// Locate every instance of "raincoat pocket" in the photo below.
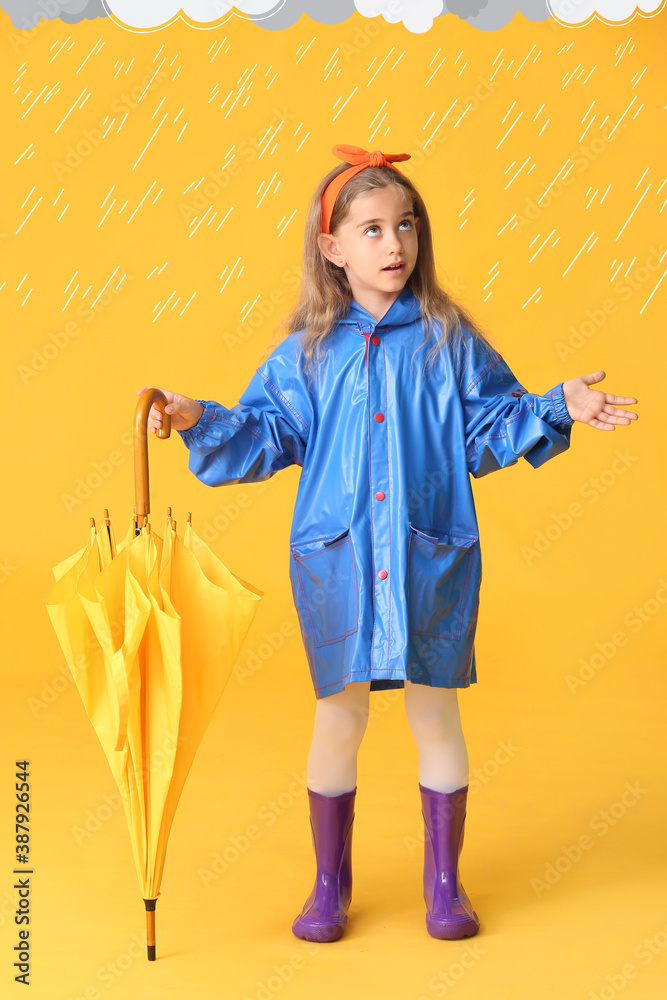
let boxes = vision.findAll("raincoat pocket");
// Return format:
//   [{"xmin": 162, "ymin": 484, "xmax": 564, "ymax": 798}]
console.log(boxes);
[
  {"xmin": 290, "ymin": 528, "xmax": 358, "ymax": 646},
  {"xmin": 407, "ymin": 524, "xmax": 481, "ymax": 641}
]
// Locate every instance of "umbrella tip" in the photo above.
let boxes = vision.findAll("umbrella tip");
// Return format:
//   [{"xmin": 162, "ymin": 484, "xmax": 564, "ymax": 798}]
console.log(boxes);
[
  {"xmin": 90, "ymin": 517, "xmax": 96, "ymax": 528},
  {"xmin": 166, "ymin": 506, "xmax": 172, "ymax": 517},
  {"xmin": 187, "ymin": 512, "xmax": 192, "ymax": 525}
]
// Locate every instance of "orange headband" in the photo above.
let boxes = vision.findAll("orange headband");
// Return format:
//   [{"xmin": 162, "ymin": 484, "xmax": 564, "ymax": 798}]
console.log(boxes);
[{"xmin": 320, "ymin": 144, "xmax": 411, "ymax": 236}]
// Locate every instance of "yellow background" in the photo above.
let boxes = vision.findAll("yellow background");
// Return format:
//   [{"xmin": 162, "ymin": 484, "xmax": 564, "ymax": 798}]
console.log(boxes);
[{"xmin": 1, "ymin": 7, "xmax": 665, "ymax": 999}]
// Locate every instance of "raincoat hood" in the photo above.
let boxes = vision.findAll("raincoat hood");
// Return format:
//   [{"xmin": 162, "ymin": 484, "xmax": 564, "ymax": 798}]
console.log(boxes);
[{"xmin": 339, "ymin": 284, "xmax": 422, "ymax": 331}]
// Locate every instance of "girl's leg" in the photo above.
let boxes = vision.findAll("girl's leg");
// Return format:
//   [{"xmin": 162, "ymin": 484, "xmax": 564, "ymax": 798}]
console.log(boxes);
[
  {"xmin": 404, "ymin": 679, "xmax": 469, "ymax": 793},
  {"xmin": 404, "ymin": 680, "xmax": 479, "ymax": 938},
  {"xmin": 293, "ymin": 681, "xmax": 370, "ymax": 942},
  {"xmin": 306, "ymin": 680, "xmax": 371, "ymax": 796}
]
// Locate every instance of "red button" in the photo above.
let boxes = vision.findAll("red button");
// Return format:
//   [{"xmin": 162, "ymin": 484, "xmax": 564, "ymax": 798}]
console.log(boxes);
[
  {"xmin": 378, "ymin": 570, "xmax": 388, "ymax": 579},
  {"xmin": 371, "ymin": 335, "xmax": 380, "ymax": 346},
  {"xmin": 375, "ymin": 491, "xmax": 385, "ymax": 501},
  {"xmin": 374, "ymin": 413, "xmax": 384, "ymax": 422}
]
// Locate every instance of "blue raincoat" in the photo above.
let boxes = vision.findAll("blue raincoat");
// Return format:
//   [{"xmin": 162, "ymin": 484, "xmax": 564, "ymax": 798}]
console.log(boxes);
[{"xmin": 178, "ymin": 285, "xmax": 574, "ymax": 699}]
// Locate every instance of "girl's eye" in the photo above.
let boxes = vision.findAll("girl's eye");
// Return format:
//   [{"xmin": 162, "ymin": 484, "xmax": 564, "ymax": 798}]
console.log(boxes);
[{"xmin": 365, "ymin": 220, "xmax": 412, "ymax": 236}]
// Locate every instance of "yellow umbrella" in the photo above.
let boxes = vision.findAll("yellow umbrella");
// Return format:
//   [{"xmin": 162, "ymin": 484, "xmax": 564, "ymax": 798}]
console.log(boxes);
[{"xmin": 45, "ymin": 389, "xmax": 263, "ymax": 960}]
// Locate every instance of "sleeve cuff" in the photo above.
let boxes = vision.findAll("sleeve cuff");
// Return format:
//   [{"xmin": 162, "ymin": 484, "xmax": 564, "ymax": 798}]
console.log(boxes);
[
  {"xmin": 547, "ymin": 383, "xmax": 574, "ymax": 427},
  {"xmin": 177, "ymin": 399, "xmax": 215, "ymax": 447}
]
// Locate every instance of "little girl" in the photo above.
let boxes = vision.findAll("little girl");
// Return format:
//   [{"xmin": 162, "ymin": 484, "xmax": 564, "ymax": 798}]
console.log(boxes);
[{"xmin": 138, "ymin": 143, "xmax": 637, "ymax": 944}]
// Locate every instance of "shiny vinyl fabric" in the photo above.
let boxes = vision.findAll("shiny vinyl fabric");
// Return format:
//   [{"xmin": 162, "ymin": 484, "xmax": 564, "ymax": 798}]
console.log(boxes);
[{"xmin": 178, "ymin": 285, "xmax": 574, "ymax": 699}]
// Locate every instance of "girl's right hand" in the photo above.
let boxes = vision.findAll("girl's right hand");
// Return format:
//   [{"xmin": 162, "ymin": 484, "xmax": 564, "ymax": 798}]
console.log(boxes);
[{"xmin": 136, "ymin": 386, "xmax": 205, "ymax": 434}]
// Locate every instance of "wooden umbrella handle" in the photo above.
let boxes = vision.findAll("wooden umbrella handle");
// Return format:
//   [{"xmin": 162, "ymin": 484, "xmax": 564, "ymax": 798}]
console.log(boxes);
[
  {"xmin": 143, "ymin": 897, "xmax": 158, "ymax": 961},
  {"xmin": 134, "ymin": 389, "xmax": 171, "ymax": 519}
]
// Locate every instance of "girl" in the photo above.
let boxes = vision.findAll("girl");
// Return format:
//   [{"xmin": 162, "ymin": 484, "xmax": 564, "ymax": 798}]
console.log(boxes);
[{"xmin": 138, "ymin": 143, "xmax": 638, "ymax": 944}]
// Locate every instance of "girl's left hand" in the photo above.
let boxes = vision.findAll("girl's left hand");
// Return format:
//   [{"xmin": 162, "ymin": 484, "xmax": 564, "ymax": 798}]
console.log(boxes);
[{"xmin": 562, "ymin": 371, "xmax": 638, "ymax": 430}]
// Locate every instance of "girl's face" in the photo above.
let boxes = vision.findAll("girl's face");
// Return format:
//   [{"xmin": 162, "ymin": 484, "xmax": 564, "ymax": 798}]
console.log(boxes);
[{"xmin": 318, "ymin": 184, "xmax": 421, "ymax": 314}]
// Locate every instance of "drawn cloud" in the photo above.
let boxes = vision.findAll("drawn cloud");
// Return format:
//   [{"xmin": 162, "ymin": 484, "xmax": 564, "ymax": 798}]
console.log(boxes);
[
  {"xmin": 194, "ymin": 0, "xmax": 551, "ymax": 31},
  {"xmin": 440, "ymin": 0, "xmax": 552, "ymax": 30},
  {"xmin": 353, "ymin": 0, "xmax": 444, "ymax": 35},
  {"xmin": 2, "ymin": 0, "xmax": 106, "ymax": 29},
  {"xmin": 0, "ymin": 0, "xmax": 554, "ymax": 31},
  {"xmin": 102, "ymin": 1, "xmax": 298, "ymax": 31},
  {"xmin": 547, "ymin": 0, "xmax": 664, "ymax": 25},
  {"xmin": 352, "ymin": 0, "xmax": 552, "ymax": 35},
  {"xmin": 101, "ymin": 0, "xmax": 552, "ymax": 31}
]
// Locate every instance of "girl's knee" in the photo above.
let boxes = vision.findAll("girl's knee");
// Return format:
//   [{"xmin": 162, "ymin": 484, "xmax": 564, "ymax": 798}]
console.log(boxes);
[
  {"xmin": 405, "ymin": 686, "xmax": 462, "ymax": 740},
  {"xmin": 314, "ymin": 699, "xmax": 369, "ymax": 747}
]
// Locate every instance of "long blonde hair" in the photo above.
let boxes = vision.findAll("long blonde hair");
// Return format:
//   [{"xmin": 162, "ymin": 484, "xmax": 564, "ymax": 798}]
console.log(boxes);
[{"xmin": 263, "ymin": 159, "xmax": 496, "ymax": 385}]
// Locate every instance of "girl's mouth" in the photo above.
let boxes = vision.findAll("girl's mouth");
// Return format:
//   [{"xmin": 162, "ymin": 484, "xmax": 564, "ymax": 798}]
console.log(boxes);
[{"xmin": 382, "ymin": 262, "xmax": 405, "ymax": 273}]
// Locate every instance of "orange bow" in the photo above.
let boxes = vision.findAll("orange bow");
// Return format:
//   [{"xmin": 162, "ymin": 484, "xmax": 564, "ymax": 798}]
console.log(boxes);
[{"xmin": 320, "ymin": 144, "xmax": 411, "ymax": 235}]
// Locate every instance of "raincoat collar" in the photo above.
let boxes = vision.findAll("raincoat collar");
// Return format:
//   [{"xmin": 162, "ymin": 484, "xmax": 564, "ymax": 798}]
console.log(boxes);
[{"xmin": 341, "ymin": 284, "xmax": 421, "ymax": 333}]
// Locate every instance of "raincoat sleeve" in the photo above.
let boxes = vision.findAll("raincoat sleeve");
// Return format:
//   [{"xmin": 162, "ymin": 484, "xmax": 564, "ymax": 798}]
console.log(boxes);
[
  {"xmin": 455, "ymin": 327, "xmax": 575, "ymax": 478},
  {"xmin": 176, "ymin": 358, "xmax": 311, "ymax": 486}
]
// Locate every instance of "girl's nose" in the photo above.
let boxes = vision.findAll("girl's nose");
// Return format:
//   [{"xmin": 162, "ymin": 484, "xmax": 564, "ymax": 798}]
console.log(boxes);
[{"xmin": 386, "ymin": 232, "xmax": 405, "ymax": 252}]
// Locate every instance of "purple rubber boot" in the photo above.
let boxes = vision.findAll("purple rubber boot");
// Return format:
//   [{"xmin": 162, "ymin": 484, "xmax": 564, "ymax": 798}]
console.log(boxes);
[
  {"xmin": 419, "ymin": 783, "xmax": 480, "ymax": 939},
  {"xmin": 291, "ymin": 786, "xmax": 356, "ymax": 943}
]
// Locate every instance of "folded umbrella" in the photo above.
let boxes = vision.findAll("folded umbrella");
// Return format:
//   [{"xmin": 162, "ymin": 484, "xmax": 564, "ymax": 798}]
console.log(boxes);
[{"xmin": 46, "ymin": 389, "xmax": 263, "ymax": 960}]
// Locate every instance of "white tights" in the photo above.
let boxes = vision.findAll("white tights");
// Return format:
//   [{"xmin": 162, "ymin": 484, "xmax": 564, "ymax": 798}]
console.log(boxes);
[{"xmin": 306, "ymin": 679, "xmax": 469, "ymax": 797}]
